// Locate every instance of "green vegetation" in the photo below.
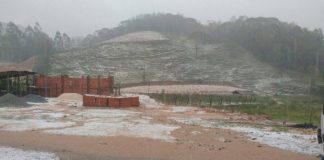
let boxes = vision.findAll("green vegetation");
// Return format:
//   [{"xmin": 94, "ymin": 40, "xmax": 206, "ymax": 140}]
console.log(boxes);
[
  {"xmin": 0, "ymin": 22, "xmax": 72, "ymax": 63},
  {"xmin": 149, "ymin": 93, "xmax": 324, "ymax": 126},
  {"xmin": 148, "ymin": 93, "xmax": 257, "ymax": 106},
  {"xmin": 201, "ymin": 17, "xmax": 324, "ymax": 74}
]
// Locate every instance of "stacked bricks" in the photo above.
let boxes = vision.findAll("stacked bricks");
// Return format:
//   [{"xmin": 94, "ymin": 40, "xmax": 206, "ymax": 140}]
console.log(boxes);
[{"xmin": 83, "ymin": 94, "xmax": 140, "ymax": 108}]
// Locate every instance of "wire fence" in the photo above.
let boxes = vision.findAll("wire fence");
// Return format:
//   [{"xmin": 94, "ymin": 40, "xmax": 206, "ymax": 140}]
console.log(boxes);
[{"xmin": 148, "ymin": 93, "xmax": 257, "ymax": 107}]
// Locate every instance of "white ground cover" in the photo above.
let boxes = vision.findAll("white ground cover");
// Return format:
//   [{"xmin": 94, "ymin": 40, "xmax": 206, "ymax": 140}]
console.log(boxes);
[
  {"xmin": 170, "ymin": 117, "xmax": 321, "ymax": 156},
  {"xmin": 0, "ymin": 119, "xmax": 75, "ymax": 132},
  {"xmin": 0, "ymin": 146, "xmax": 59, "ymax": 160},
  {"xmin": 171, "ymin": 106, "xmax": 197, "ymax": 113},
  {"xmin": 227, "ymin": 126, "xmax": 321, "ymax": 156},
  {"xmin": 46, "ymin": 109, "xmax": 179, "ymax": 142},
  {"xmin": 123, "ymin": 94, "xmax": 163, "ymax": 109},
  {"xmin": 0, "ymin": 106, "xmax": 75, "ymax": 132},
  {"xmin": 0, "ymin": 103, "xmax": 179, "ymax": 142}
]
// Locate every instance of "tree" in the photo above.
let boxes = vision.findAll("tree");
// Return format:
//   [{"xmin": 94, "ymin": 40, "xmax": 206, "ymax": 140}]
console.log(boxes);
[
  {"xmin": 54, "ymin": 31, "xmax": 63, "ymax": 51},
  {"xmin": 198, "ymin": 17, "xmax": 324, "ymax": 73},
  {"xmin": 0, "ymin": 22, "xmax": 55, "ymax": 63},
  {"xmin": 62, "ymin": 33, "xmax": 72, "ymax": 49}
]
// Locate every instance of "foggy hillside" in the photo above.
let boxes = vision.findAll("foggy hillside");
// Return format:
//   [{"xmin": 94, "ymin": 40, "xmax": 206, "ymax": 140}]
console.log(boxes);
[
  {"xmin": 83, "ymin": 14, "xmax": 324, "ymax": 74},
  {"xmin": 1, "ymin": 14, "xmax": 322, "ymax": 94},
  {"xmin": 50, "ymin": 32, "xmax": 307, "ymax": 94}
]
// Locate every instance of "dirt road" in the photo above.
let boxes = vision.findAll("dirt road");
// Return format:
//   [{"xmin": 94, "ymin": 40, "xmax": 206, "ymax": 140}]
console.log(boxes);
[{"xmin": 0, "ymin": 122, "xmax": 315, "ymax": 160}]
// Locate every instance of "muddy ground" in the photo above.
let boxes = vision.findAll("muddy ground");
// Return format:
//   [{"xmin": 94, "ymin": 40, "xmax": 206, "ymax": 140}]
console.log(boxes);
[{"xmin": 0, "ymin": 94, "xmax": 320, "ymax": 160}]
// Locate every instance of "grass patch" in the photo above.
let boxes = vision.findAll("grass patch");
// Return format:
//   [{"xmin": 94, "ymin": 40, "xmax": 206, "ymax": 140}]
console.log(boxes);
[
  {"xmin": 237, "ymin": 95, "xmax": 324, "ymax": 126},
  {"xmin": 149, "ymin": 93, "xmax": 324, "ymax": 126},
  {"xmin": 271, "ymin": 126, "xmax": 289, "ymax": 132}
]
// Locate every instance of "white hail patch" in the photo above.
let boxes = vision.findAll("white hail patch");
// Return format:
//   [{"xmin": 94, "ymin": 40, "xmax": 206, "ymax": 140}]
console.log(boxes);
[
  {"xmin": 46, "ymin": 109, "xmax": 179, "ymax": 142},
  {"xmin": 170, "ymin": 116, "xmax": 321, "ymax": 156},
  {"xmin": 0, "ymin": 146, "xmax": 59, "ymax": 160},
  {"xmin": 0, "ymin": 119, "xmax": 75, "ymax": 132},
  {"xmin": 171, "ymin": 106, "xmax": 197, "ymax": 113}
]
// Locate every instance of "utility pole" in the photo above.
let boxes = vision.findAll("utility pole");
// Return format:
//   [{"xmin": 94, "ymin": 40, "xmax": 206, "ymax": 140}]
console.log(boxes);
[
  {"xmin": 142, "ymin": 67, "xmax": 146, "ymax": 83},
  {"xmin": 44, "ymin": 38, "xmax": 48, "ymax": 97},
  {"xmin": 316, "ymin": 51, "xmax": 320, "ymax": 80},
  {"xmin": 195, "ymin": 44, "xmax": 198, "ymax": 58},
  {"xmin": 308, "ymin": 51, "xmax": 320, "ymax": 125}
]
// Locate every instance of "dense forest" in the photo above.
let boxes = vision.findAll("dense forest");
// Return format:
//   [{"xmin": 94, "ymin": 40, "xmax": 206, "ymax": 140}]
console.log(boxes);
[
  {"xmin": 0, "ymin": 22, "xmax": 72, "ymax": 62},
  {"xmin": 201, "ymin": 17, "xmax": 324, "ymax": 73}
]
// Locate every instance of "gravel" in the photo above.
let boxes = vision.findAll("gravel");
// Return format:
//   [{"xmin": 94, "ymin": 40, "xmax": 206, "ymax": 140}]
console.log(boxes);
[
  {"xmin": 0, "ymin": 93, "xmax": 29, "ymax": 107},
  {"xmin": 23, "ymin": 94, "xmax": 47, "ymax": 103}
]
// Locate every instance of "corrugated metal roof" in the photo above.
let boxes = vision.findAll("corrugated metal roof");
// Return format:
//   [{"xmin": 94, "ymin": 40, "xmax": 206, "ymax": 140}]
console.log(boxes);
[
  {"xmin": 0, "ymin": 57, "xmax": 37, "ymax": 73},
  {"xmin": 0, "ymin": 57, "xmax": 37, "ymax": 78}
]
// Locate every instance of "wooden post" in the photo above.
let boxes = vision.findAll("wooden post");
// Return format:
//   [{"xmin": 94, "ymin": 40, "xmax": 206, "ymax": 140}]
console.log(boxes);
[
  {"xmin": 18, "ymin": 74, "xmax": 21, "ymax": 96},
  {"xmin": 86, "ymin": 75, "xmax": 90, "ymax": 94},
  {"xmin": 118, "ymin": 83, "xmax": 121, "ymax": 95},
  {"xmin": 6, "ymin": 74, "xmax": 10, "ymax": 93},
  {"xmin": 220, "ymin": 96, "xmax": 223, "ymax": 105},
  {"xmin": 209, "ymin": 96, "xmax": 212, "ymax": 106},
  {"xmin": 109, "ymin": 76, "xmax": 114, "ymax": 95},
  {"xmin": 55, "ymin": 83, "xmax": 58, "ymax": 97},
  {"xmin": 81, "ymin": 76, "xmax": 84, "ymax": 94},
  {"xmin": 97, "ymin": 75, "xmax": 101, "ymax": 95},
  {"xmin": 60, "ymin": 75, "xmax": 64, "ymax": 94},
  {"xmin": 26, "ymin": 75, "xmax": 29, "ymax": 94},
  {"xmin": 187, "ymin": 95, "xmax": 189, "ymax": 105},
  {"xmin": 32, "ymin": 74, "xmax": 35, "ymax": 86}
]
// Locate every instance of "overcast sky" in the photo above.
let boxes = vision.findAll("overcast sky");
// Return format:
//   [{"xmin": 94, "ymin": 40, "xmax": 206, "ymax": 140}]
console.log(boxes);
[{"xmin": 0, "ymin": 0, "xmax": 323, "ymax": 37}]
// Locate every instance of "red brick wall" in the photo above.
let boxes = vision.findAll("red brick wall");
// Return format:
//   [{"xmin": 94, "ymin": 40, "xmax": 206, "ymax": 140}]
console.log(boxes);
[
  {"xmin": 108, "ymin": 97, "xmax": 120, "ymax": 108},
  {"xmin": 83, "ymin": 95, "xmax": 97, "ymax": 106},
  {"xmin": 35, "ymin": 75, "xmax": 114, "ymax": 97},
  {"xmin": 97, "ymin": 97, "xmax": 108, "ymax": 107}
]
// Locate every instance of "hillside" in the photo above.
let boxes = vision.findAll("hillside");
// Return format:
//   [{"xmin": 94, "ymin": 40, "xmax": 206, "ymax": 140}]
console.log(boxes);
[
  {"xmin": 49, "ymin": 31, "xmax": 307, "ymax": 94},
  {"xmin": 102, "ymin": 31, "xmax": 169, "ymax": 43},
  {"xmin": 84, "ymin": 14, "xmax": 324, "ymax": 75}
]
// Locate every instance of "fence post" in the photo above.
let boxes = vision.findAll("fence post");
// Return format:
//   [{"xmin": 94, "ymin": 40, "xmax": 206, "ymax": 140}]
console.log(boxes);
[
  {"xmin": 162, "ymin": 89, "xmax": 165, "ymax": 103},
  {"xmin": 61, "ymin": 75, "xmax": 64, "ymax": 94},
  {"xmin": 229, "ymin": 96, "xmax": 232, "ymax": 105},
  {"xmin": 209, "ymin": 95, "xmax": 212, "ymax": 107},
  {"xmin": 97, "ymin": 75, "xmax": 101, "ymax": 95},
  {"xmin": 220, "ymin": 96, "xmax": 223, "ymax": 105}
]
